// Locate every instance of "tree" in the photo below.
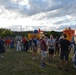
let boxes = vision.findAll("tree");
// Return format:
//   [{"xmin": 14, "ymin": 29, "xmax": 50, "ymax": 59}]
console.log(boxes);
[
  {"xmin": 50, "ymin": 31, "xmax": 62, "ymax": 38},
  {"xmin": 0, "ymin": 28, "xmax": 15, "ymax": 37}
]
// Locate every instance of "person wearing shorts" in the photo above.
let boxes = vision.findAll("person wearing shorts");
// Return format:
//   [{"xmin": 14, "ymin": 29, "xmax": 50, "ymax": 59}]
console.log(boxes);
[
  {"xmin": 48, "ymin": 35, "xmax": 55, "ymax": 62},
  {"xmin": 41, "ymin": 50, "xmax": 47, "ymax": 60},
  {"xmin": 59, "ymin": 34, "xmax": 71, "ymax": 71},
  {"xmin": 40, "ymin": 36, "xmax": 47, "ymax": 67}
]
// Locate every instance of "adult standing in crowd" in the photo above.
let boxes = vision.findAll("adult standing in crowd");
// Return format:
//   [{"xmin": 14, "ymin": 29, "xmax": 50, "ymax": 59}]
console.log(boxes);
[
  {"xmin": 48, "ymin": 35, "xmax": 55, "ymax": 62},
  {"xmin": 22, "ymin": 37, "xmax": 26, "ymax": 51},
  {"xmin": 0, "ymin": 37, "xmax": 5, "ymax": 58},
  {"xmin": 16, "ymin": 39, "xmax": 21, "ymax": 51},
  {"xmin": 10, "ymin": 38, "xmax": 15, "ymax": 49},
  {"xmin": 40, "ymin": 36, "xmax": 47, "ymax": 67},
  {"xmin": 5, "ymin": 38, "xmax": 11, "ymax": 48},
  {"xmin": 29, "ymin": 38, "xmax": 33, "ymax": 50},
  {"xmin": 32, "ymin": 36, "xmax": 37, "ymax": 60},
  {"xmin": 55, "ymin": 37, "xmax": 60, "ymax": 56},
  {"xmin": 71, "ymin": 35, "xmax": 76, "ymax": 53},
  {"xmin": 59, "ymin": 34, "xmax": 71, "ymax": 71},
  {"xmin": 24, "ymin": 38, "xmax": 29, "ymax": 52}
]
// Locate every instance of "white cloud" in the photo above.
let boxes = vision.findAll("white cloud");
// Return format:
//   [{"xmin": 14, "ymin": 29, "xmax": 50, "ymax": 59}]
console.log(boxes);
[{"xmin": 0, "ymin": 0, "xmax": 76, "ymax": 31}]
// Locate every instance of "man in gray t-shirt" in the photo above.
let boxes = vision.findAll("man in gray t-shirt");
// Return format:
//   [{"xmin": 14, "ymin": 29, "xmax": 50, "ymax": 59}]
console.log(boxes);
[{"xmin": 48, "ymin": 35, "xmax": 55, "ymax": 62}]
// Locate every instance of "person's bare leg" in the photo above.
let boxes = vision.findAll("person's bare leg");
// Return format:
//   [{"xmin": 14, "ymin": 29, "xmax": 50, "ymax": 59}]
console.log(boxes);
[
  {"xmin": 50, "ymin": 54, "xmax": 53, "ymax": 61},
  {"xmin": 65, "ymin": 61, "xmax": 69, "ymax": 71},
  {"xmin": 59, "ymin": 60, "xmax": 63, "ymax": 70},
  {"xmin": 32, "ymin": 50, "xmax": 35, "ymax": 59},
  {"xmin": 48, "ymin": 54, "xmax": 51, "ymax": 61}
]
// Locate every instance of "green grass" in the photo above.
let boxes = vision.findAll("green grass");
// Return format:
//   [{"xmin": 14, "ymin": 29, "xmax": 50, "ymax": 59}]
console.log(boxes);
[{"xmin": 0, "ymin": 48, "xmax": 76, "ymax": 75}]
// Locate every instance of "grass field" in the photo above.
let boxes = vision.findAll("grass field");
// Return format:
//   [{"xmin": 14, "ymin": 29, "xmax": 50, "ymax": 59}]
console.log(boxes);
[{"xmin": 0, "ymin": 48, "xmax": 76, "ymax": 75}]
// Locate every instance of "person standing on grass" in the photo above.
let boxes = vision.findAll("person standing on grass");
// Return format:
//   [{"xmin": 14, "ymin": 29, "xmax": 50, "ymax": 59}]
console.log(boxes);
[
  {"xmin": 59, "ymin": 34, "xmax": 71, "ymax": 71},
  {"xmin": 71, "ymin": 35, "xmax": 76, "ymax": 53},
  {"xmin": 0, "ymin": 37, "xmax": 5, "ymax": 58},
  {"xmin": 5, "ymin": 38, "xmax": 11, "ymax": 48},
  {"xmin": 48, "ymin": 35, "xmax": 55, "ymax": 62},
  {"xmin": 72, "ymin": 51, "xmax": 76, "ymax": 68},
  {"xmin": 16, "ymin": 39, "xmax": 21, "ymax": 51},
  {"xmin": 40, "ymin": 36, "xmax": 47, "ymax": 67},
  {"xmin": 22, "ymin": 37, "xmax": 26, "ymax": 51},
  {"xmin": 32, "ymin": 36, "xmax": 38, "ymax": 60},
  {"xmin": 71, "ymin": 35, "xmax": 76, "ymax": 68},
  {"xmin": 24, "ymin": 38, "xmax": 29, "ymax": 52},
  {"xmin": 55, "ymin": 37, "xmax": 60, "ymax": 56},
  {"xmin": 10, "ymin": 38, "xmax": 14, "ymax": 49},
  {"xmin": 29, "ymin": 38, "xmax": 32, "ymax": 51}
]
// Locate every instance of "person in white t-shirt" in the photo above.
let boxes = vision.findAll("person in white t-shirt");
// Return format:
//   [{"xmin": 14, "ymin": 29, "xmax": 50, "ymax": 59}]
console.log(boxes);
[{"xmin": 16, "ymin": 39, "xmax": 21, "ymax": 51}]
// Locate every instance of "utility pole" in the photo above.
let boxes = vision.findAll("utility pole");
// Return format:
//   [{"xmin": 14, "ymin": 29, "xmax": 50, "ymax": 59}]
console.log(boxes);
[{"xmin": 18, "ymin": 25, "xmax": 22, "ymax": 32}]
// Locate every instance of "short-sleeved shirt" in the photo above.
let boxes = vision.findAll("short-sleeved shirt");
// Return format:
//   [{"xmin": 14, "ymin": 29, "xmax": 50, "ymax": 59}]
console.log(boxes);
[
  {"xmin": 40, "ymin": 40, "xmax": 47, "ymax": 51},
  {"xmin": 59, "ymin": 39, "xmax": 71, "ymax": 52},
  {"xmin": 22, "ymin": 38, "xmax": 26, "ymax": 43},
  {"xmin": 32, "ymin": 39, "xmax": 37, "ymax": 47},
  {"xmin": 48, "ymin": 39, "xmax": 55, "ymax": 49}
]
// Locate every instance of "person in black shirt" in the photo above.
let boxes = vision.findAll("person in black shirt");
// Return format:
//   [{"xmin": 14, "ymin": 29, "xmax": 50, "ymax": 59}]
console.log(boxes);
[
  {"xmin": 0, "ymin": 37, "xmax": 5, "ymax": 59},
  {"xmin": 0, "ymin": 37, "xmax": 5, "ymax": 54},
  {"xmin": 59, "ymin": 34, "xmax": 71, "ymax": 71}
]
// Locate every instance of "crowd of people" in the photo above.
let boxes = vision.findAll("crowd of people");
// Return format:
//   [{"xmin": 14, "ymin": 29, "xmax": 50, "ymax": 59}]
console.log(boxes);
[{"xmin": 0, "ymin": 33, "xmax": 76, "ymax": 72}]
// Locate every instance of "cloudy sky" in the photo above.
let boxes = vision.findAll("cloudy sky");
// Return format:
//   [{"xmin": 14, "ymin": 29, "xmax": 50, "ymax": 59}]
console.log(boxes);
[{"xmin": 0, "ymin": 0, "xmax": 76, "ymax": 31}]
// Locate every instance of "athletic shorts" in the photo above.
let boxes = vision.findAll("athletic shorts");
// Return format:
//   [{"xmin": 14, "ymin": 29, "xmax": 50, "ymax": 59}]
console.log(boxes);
[
  {"xmin": 60, "ymin": 51, "xmax": 69, "ymax": 61},
  {"xmin": 49, "ymin": 49, "xmax": 54, "ymax": 55}
]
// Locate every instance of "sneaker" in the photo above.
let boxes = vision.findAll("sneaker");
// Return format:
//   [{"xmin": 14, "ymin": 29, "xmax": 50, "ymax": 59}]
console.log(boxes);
[
  {"xmin": 65, "ymin": 69, "xmax": 69, "ymax": 72},
  {"xmin": 43, "ymin": 63, "xmax": 46, "ymax": 65},
  {"xmin": 40, "ymin": 64, "xmax": 45, "ymax": 67}
]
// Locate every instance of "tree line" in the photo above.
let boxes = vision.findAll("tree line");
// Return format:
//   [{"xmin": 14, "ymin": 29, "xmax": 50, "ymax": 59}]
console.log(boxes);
[{"xmin": 0, "ymin": 28, "xmax": 62, "ymax": 38}]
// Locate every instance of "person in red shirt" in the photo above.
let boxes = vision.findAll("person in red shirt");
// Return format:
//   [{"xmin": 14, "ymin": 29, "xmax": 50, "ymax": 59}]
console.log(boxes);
[
  {"xmin": 22, "ymin": 38, "xmax": 26, "ymax": 43},
  {"xmin": 22, "ymin": 37, "xmax": 26, "ymax": 51},
  {"xmin": 5, "ymin": 38, "xmax": 11, "ymax": 48},
  {"xmin": 40, "ymin": 36, "xmax": 47, "ymax": 67}
]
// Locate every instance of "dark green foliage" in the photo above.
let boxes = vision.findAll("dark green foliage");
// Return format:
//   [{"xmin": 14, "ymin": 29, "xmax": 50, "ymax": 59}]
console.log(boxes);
[
  {"xmin": 0, "ymin": 28, "xmax": 14, "ymax": 37},
  {"xmin": 44, "ymin": 31, "xmax": 63, "ymax": 38},
  {"xmin": 0, "ymin": 28, "xmax": 62, "ymax": 38}
]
